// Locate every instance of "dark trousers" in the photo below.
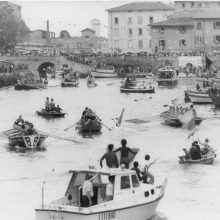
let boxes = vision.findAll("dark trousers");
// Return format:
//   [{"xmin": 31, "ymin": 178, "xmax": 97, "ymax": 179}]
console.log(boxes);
[{"xmin": 82, "ymin": 196, "xmax": 90, "ymax": 207}]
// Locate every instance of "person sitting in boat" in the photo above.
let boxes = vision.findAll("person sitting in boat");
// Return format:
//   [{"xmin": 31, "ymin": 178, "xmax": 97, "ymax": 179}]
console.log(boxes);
[
  {"xmin": 140, "ymin": 154, "xmax": 154, "ymax": 184},
  {"xmin": 84, "ymin": 109, "xmax": 96, "ymax": 120},
  {"xmin": 100, "ymin": 144, "xmax": 119, "ymax": 168},
  {"xmin": 14, "ymin": 115, "xmax": 24, "ymax": 127},
  {"xmin": 82, "ymin": 174, "xmax": 94, "ymax": 207},
  {"xmin": 82, "ymin": 107, "xmax": 89, "ymax": 119},
  {"xmin": 26, "ymin": 123, "xmax": 37, "ymax": 135},
  {"xmin": 49, "ymin": 98, "xmax": 55, "ymax": 111},
  {"xmin": 199, "ymin": 138, "xmax": 213, "ymax": 155},
  {"xmin": 17, "ymin": 79, "xmax": 21, "ymax": 85},
  {"xmin": 45, "ymin": 97, "xmax": 50, "ymax": 111},
  {"xmin": 196, "ymin": 83, "xmax": 201, "ymax": 91},
  {"xmin": 55, "ymin": 105, "xmax": 62, "ymax": 113},
  {"xmin": 190, "ymin": 141, "xmax": 202, "ymax": 160},
  {"xmin": 114, "ymin": 139, "xmax": 137, "ymax": 169},
  {"xmin": 105, "ymin": 176, "xmax": 115, "ymax": 202},
  {"xmin": 131, "ymin": 161, "xmax": 143, "ymax": 181},
  {"xmin": 125, "ymin": 77, "xmax": 131, "ymax": 87}
]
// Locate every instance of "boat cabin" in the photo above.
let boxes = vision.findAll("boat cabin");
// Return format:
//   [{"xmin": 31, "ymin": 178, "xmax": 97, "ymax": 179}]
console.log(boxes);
[
  {"xmin": 157, "ymin": 68, "xmax": 175, "ymax": 79},
  {"xmin": 96, "ymin": 66, "xmax": 115, "ymax": 73},
  {"xmin": 54, "ymin": 168, "xmax": 142, "ymax": 208}
]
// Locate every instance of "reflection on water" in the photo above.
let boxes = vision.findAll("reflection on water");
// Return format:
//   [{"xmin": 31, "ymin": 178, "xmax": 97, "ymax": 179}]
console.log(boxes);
[{"xmin": 0, "ymin": 78, "xmax": 220, "ymax": 220}]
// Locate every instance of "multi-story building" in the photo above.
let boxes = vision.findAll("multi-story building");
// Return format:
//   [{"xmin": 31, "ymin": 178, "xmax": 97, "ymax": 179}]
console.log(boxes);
[
  {"xmin": 0, "ymin": 1, "xmax": 22, "ymax": 19},
  {"xmin": 60, "ymin": 30, "xmax": 70, "ymax": 38},
  {"xmin": 174, "ymin": 1, "xmax": 220, "ymax": 12},
  {"xmin": 150, "ymin": 10, "xmax": 220, "ymax": 54},
  {"xmin": 107, "ymin": 2, "xmax": 174, "ymax": 53}
]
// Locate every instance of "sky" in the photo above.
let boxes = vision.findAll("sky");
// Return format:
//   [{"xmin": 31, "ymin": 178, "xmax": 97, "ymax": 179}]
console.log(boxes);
[{"xmin": 13, "ymin": 1, "xmax": 131, "ymax": 37}]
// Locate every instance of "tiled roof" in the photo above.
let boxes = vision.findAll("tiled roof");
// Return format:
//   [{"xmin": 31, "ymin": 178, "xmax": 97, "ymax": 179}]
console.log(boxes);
[
  {"xmin": 150, "ymin": 17, "xmax": 193, "ymax": 27},
  {"xmin": 81, "ymin": 28, "xmax": 95, "ymax": 33},
  {"xmin": 193, "ymin": 10, "xmax": 220, "ymax": 19},
  {"xmin": 107, "ymin": 2, "xmax": 174, "ymax": 12}
]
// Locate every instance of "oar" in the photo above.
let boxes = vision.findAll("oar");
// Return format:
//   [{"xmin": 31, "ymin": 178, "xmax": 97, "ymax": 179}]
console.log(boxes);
[
  {"xmin": 100, "ymin": 122, "xmax": 112, "ymax": 131},
  {"xmin": 106, "ymin": 82, "xmax": 121, "ymax": 86},
  {"xmin": 0, "ymin": 136, "xmax": 8, "ymax": 141},
  {"xmin": 64, "ymin": 122, "xmax": 78, "ymax": 131},
  {"xmin": 0, "ymin": 128, "xmax": 14, "ymax": 135},
  {"xmin": 116, "ymin": 108, "xmax": 125, "ymax": 127},
  {"xmin": 47, "ymin": 134, "xmax": 83, "ymax": 144},
  {"xmin": 146, "ymin": 157, "xmax": 160, "ymax": 172}
]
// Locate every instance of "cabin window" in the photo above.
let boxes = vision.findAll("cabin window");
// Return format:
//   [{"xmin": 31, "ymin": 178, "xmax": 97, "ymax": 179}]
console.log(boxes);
[
  {"xmin": 144, "ymin": 191, "xmax": 149, "ymax": 197},
  {"xmin": 131, "ymin": 175, "xmax": 140, "ymax": 187},
  {"xmin": 151, "ymin": 189, "xmax": 155, "ymax": 195},
  {"xmin": 121, "ymin": 176, "xmax": 131, "ymax": 189}
]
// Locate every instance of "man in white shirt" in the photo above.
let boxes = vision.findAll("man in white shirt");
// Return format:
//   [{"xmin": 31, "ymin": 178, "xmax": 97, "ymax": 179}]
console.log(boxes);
[
  {"xmin": 82, "ymin": 174, "xmax": 94, "ymax": 207},
  {"xmin": 140, "ymin": 154, "xmax": 154, "ymax": 184},
  {"xmin": 105, "ymin": 176, "xmax": 114, "ymax": 202}
]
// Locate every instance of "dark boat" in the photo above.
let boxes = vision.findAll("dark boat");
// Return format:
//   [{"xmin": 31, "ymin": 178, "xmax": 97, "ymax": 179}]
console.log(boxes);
[
  {"xmin": 15, "ymin": 83, "xmax": 46, "ymax": 90},
  {"xmin": 61, "ymin": 80, "xmax": 79, "ymax": 87},
  {"xmin": 179, "ymin": 150, "xmax": 216, "ymax": 165},
  {"xmin": 120, "ymin": 86, "xmax": 155, "ymax": 93},
  {"xmin": 156, "ymin": 68, "xmax": 178, "ymax": 87},
  {"xmin": 210, "ymin": 95, "xmax": 220, "ymax": 107},
  {"xmin": 76, "ymin": 117, "xmax": 102, "ymax": 134},
  {"xmin": 36, "ymin": 109, "xmax": 66, "ymax": 118}
]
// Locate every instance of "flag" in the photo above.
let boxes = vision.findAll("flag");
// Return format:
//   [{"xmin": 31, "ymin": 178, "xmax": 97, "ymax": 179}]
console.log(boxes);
[{"xmin": 205, "ymin": 55, "xmax": 212, "ymax": 70}]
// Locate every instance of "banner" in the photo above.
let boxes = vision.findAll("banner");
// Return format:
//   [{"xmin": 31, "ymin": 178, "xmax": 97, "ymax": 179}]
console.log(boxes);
[{"xmin": 178, "ymin": 56, "xmax": 202, "ymax": 67}]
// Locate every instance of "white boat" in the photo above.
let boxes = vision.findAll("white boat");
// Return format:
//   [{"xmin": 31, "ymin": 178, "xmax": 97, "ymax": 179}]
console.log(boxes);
[
  {"xmin": 35, "ymin": 167, "xmax": 167, "ymax": 220},
  {"xmin": 187, "ymin": 92, "xmax": 212, "ymax": 104},
  {"xmin": 156, "ymin": 68, "xmax": 178, "ymax": 87},
  {"xmin": 91, "ymin": 66, "xmax": 118, "ymax": 78}
]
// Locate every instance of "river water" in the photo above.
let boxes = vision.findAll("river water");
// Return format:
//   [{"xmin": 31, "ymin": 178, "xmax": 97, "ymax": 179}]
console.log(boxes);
[{"xmin": 0, "ymin": 77, "xmax": 220, "ymax": 220}]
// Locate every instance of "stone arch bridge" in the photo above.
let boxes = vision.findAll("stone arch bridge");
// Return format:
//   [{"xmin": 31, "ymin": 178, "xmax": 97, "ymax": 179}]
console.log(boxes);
[{"xmin": 1, "ymin": 56, "xmax": 90, "ymax": 77}]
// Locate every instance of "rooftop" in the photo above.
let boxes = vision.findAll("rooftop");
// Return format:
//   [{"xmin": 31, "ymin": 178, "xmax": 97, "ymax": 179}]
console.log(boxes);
[
  {"xmin": 81, "ymin": 28, "xmax": 95, "ymax": 33},
  {"xmin": 69, "ymin": 168, "xmax": 136, "ymax": 176},
  {"xmin": 107, "ymin": 2, "xmax": 174, "ymax": 12},
  {"xmin": 150, "ymin": 17, "xmax": 193, "ymax": 27}
]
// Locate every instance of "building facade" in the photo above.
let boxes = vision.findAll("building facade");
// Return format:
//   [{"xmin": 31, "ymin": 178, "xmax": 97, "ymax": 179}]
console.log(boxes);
[
  {"xmin": 150, "ymin": 10, "xmax": 220, "ymax": 54},
  {"xmin": 0, "ymin": 1, "xmax": 21, "ymax": 19},
  {"xmin": 107, "ymin": 2, "xmax": 174, "ymax": 53},
  {"xmin": 174, "ymin": 1, "xmax": 220, "ymax": 12}
]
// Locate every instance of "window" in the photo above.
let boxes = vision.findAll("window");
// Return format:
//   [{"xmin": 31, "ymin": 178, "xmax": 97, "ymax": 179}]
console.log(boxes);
[
  {"xmin": 179, "ymin": 26, "xmax": 186, "ymax": 34},
  {"xmin": 159, "ymin": 40, "xmax": 166, "ymax": 51},
  {"xmin": 138, "ymin": 16, "xmax": 143, "ymax": 24},
  {"xmin": 85, "ymin": 35, "xmax": 90, "ymax": 39},
  {"xmin": 196, "ymin": 22, "xmax": 202, "ymax": 30},
  {"xmin": 114, "ymin": 28, "xmax": 119, "ymax": 37},
  {"xmin": 131, "ymin": 175, "xmax": 140, "ymax": 187},
  {"xmin": 195, "ymin": 36, "xmax": 203, "ymax": 44},
  {"xmin": 214, "ymin": 35, "xmax": 220, "ymax": 44},
  {"xmin": 114, "ymin": 17, "xmax": 118, "ymax": 25},
  {"xmin": 138, "ymin": 40, "xmax": 143, "ymax": 48},
  {"xmin": 128, "ymin": 17, "xmax": 132, "ymax": 25},
  {"xmin": 149, "ymin": 16, "xmax": 154, "ymax": 23},
  {"xmin": 179, "ymin": 39, "xmax": 187, "ymax": 47},
  {"xmin": 128, "ymin": 40, "xmax": 133, "ymax": 48},
  {"xmin": 42, "ymin": 31, "xmax": 47, "ymax": 39},
  {"xmin": 191, "ymin": 2, "xmax": 195, "ymax": 7},
  {"xmin": 121, "ymin": 176, "xmax": 130, "ymax": 189},
  {"xmin": 197, "ymin": 2, "xmax": 202, "ymax": 7},
  {"xmin": 144, "ymin": 191, "xmax": 149, "ymax": 197},
  {"xmin": 128, "ymin": 28, "xmax": 132, "ymax": 37},
  {"xmin": 182, "ymin": 2, "xmax": 185, "ymax": 8},
  {"xmin": 114, "ymin": 40, "xmax": 119, "ymax": 48},
  {"xmin": 214, "ymin": 21, "xmax": 220, "ymax": 29},
  {"xmin": 218, "ymin": 2, "xmax": 220, "ymax": 7},
  {"xmin": 138, "ymin": 28, "xmax": 143, "ymax": 36}
]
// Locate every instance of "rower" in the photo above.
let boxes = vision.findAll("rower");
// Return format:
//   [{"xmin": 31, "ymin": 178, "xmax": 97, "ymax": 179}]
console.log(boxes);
[
  {"xmin": 189, "ymin": 141, "xmax": 202, "ymax": 160},
  {"xmin": 55, "ymin": 105, "xmax": 62, "ymax": 113},
  {"xmin": 199, "ymin": 138, "xmax": 213, "ymax": 154},
  {"xmin": 14, "ymin": 115, "xmax": 24, "ymax": 126}
]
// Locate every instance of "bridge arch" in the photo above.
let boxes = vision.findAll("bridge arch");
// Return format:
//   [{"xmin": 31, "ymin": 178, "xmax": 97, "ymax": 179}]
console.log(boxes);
[{"xmin": 37, "ymin": 61, "xmax": 55, "ymax": 78}]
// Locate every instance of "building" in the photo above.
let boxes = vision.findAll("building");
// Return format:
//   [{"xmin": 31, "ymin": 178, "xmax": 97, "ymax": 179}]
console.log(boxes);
[
  {"xmin": 107, "ymin": 2, "xmax": 174, "ymax": 53},
  {"xmin": 60, "ymin": 30, "xmax": 70, "ymax": 38},
  {"xmin": 174, "ymin": 1, "xmax": 220, "ymax": 12},
  {"xmin": 54, "ymin": 28, "xmax": 108, "ymax": 53},
  {"xmin": 150, "ymin": 10, "xmax": 220, "ymax": 54},
  {"xmin": 91, "ymin": 18, "xmax": 101, "ymax": 37},
  {"xmin": 21, "ymin": 30, "xmax": 55, "ymax": 46}
]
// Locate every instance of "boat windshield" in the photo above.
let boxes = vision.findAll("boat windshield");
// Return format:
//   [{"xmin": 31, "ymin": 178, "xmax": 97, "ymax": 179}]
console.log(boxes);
[{"xmin": 157, "ymin": 70, "xmax": 175, "ymax": 79}]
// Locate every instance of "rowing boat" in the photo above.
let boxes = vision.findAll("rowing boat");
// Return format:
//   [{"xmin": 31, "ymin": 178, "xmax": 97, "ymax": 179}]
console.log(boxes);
[
  {"xmin": 36, "ymin": 109, "xmax": 66, "ymax": 118},
  {"xmin": 61, "ymin": 80, "xmax": 79, "ymax": 87}
]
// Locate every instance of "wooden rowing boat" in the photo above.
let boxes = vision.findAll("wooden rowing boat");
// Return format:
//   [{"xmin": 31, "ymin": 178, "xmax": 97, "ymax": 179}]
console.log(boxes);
[
  {"xmin": 76, "ymin": 118, "xmax": 102, "ymax": 134},
  {"xmin": 36, "ymin": 109, "xmax": 66, "ymax": 118},
  {"xmin": 120, "ymin": 86, "xmax": 155, "ymax": 93}
]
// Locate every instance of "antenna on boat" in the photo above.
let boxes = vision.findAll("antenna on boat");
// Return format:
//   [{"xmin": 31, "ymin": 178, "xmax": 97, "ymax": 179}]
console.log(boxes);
[{"xmin": 41, "ymin": 168, "xmax": 55, "ymax": 208}]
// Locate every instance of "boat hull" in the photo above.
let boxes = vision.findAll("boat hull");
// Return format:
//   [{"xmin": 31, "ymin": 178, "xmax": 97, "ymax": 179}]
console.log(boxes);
[
  {"xmin": 157, "ymin": 79, "xmax": 178, "ymax": 87},
  {"xmin": 188, "ymin": 92, "xmax": 212, "ymax": 104},
  {"xmin": 87, "ymin": 83, "xmax": 97, "ymax": 88},
  {"xmin": 36, "ymin": 110, "xmax": 66, "ymax": 118},
  {"xmin": 61, "ymin": 82, "xmax": 79, "ymax": 87},
  {"xmin": 36, "ymin": 195, "xmax": 163, "ymax": 220},
  {"xmin": 15, "ymin": 84, "xmax": 41, "ymax": 90},
  {"xmin": 8, "ymin": 134, "xmax": 47, "ymax": 149},
  {"xmin": 120, "ymin": 87, "xmax": 155, "ymax": 93},
  {"xmin": 210, "ymin": 96, "xmax": 220, "ymax": 107},
  {"xmin": 76, "ymin": 120, "xmax": 102, "ymax": 133},
  {"xmin": 91, "ymin": 71, "xmax": 117, "ymax": 78}
]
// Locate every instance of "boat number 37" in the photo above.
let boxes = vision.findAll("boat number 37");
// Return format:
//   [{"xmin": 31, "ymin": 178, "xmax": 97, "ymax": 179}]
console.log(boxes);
[{"xmin": 99, "ymin": 211, "xmax": 116, "ymax": 220}]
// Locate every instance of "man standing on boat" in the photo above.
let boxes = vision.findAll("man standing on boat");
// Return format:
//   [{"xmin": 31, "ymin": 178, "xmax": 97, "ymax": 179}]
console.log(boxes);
[
  {"xmin": 82, "ymin": 174, "xmax": 94, "ymax": 207},
  {"xmin": 100, "ymin": 144, "xmax": 119, "ymax": 168},
  {"xmin": 105, "ymin": 176, "xmax": 114, "ymax": 201},
  {"xmin": 114, "ymin": 139, "xmax": 137, "ymax": 168}
]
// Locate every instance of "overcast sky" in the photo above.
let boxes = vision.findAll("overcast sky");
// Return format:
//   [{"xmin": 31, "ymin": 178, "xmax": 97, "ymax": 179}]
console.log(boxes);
[{"xmin": 13, "ymin": 1, "xmax": 131, "ymax": 37}]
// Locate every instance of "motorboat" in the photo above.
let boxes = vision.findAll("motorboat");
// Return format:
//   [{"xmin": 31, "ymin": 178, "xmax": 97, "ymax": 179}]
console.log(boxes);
[
  {"xmin": 91, "ymin": 66, "xmax": 117, "ymax": 78},
  {"xmin": 35, "ymin": 166, "xmax": 167, "ymax": 220},
  {"xmin": 36, "ymin": 109, "xmax": 66, "ymax": 118},
  {"xmin": 187, "ymin": 92, "xmax": 212, "ymax": 104},
  {"xmin": 156, "ymin": 68, "xmax": 178, "ymax": 87}
]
